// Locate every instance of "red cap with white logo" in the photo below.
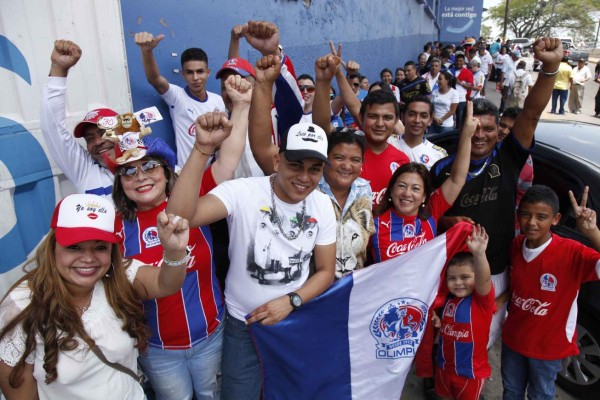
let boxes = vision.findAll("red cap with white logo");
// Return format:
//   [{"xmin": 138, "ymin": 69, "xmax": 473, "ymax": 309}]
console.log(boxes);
[
  {"xmin": 73, "ymin": 108, "xmax": 119, "ymax": 138},
  {"xmin": 50, "ymin": 194, "xmax": 117, "ymax": 246},
  {"xmin": 215, "ymin": 58, "xmax": 256, "ymax": 79}
]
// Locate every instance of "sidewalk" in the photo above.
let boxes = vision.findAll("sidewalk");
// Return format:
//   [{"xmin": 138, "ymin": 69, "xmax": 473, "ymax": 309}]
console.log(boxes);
[{"xmin": 486, "ymin": 61, "xmax": 599, "ymax": 125}]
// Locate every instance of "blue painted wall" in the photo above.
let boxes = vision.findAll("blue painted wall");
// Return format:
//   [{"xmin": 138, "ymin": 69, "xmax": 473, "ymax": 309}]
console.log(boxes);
[{"xmin": 121, "ymin": 0, "xmax": 440, "ymax": 149}]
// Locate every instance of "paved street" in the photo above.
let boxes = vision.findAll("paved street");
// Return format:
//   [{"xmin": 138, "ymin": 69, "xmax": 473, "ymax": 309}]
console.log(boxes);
[
  {"xmin": 485, "ymin": 62, "xmax": 600, "ymax": 126},
  {"xmin": 401, "ymin": 62, "xmax": 600, "ymax": 400}
]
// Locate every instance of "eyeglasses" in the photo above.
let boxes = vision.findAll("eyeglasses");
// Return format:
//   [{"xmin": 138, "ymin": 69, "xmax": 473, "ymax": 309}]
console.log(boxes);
[
  {"xmin": 299, "ymin": 85, "xmax": 315, "ymax": 93},
  {"xmin": 353, "ymin": 82, "xmax": 360, "ymax": 87},
  {"xmin": 118, "ymin": 160, "xmax": 162, "ymax": 179}
]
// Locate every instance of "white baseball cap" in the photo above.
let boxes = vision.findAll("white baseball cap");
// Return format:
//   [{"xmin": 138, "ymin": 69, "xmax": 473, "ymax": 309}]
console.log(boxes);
[
  {"xmin": 51, "ymin": 194, "xmax": 117, "ymax": 246},
  {"xmin": 281, "ymin": 123, "xmax": 330, "ymax": 165}
]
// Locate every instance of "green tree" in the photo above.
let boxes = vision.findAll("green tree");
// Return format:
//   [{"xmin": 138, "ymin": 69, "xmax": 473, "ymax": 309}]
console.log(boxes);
[
  {"xmin": 481, "ymin": 24, "xmax": 492, "ymax": 39},
  {"xmin": 487, "ymin": 0, "xmax": 599, "ymax": 40}
]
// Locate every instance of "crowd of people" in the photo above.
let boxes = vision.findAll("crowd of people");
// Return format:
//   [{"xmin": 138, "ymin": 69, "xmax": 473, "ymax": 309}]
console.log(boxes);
[{"xmin": 0, "ymin": 21, "xmax": 599, "ymax": 400}]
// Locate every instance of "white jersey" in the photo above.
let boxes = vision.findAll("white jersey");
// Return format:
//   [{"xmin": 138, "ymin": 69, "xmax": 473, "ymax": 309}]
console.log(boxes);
[
  {"xmin": 161, "ymin": 85, "xmax": 226, "ymax": 169},
  {"xmin": 40, "ymin": 77, "xmax": 114, "ymax": 197},
  {"xmin": 388, "ymin": 135, "xmax": 448, "ymax": 170},
  {"xmin": 209, "ymin": 176, "xmax": 336, "ymax": 321}
]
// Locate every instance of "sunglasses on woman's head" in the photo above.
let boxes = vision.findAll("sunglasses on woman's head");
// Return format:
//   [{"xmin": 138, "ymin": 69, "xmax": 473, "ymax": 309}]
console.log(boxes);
[{"xmin": 118, "ymin": 160, "xmax": 162, "ymax": 179}]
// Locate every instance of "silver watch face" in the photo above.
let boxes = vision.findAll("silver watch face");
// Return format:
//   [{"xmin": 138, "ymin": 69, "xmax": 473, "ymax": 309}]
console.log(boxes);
[{"xmin": 290, "ymin": 294, "xmax": 302, "ymax": 307}]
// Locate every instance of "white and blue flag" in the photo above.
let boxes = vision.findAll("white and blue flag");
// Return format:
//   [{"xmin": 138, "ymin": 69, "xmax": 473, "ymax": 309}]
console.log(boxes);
[{"xmin": 250, "ymin": 222, "xmax": 472, "ymax": 400}]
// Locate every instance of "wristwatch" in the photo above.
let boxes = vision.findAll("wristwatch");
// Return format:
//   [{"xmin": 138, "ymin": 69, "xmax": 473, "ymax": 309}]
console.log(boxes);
[{"xmin": 287, "ymin": 292, "xmax": 302, "ymax": 311}]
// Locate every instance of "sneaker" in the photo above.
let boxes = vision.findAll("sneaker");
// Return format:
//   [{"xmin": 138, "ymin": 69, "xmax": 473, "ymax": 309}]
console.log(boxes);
[
  {"xmin": 549, "ymin": 110, "xmax": 556, "ymax": 114},
  {"xmin": 594, "ymin": 113, "xmax": 600, "ymax": 118},
  {"xmin": 559, "ymin": 111, "xmax": 565, "ymax": 115}
]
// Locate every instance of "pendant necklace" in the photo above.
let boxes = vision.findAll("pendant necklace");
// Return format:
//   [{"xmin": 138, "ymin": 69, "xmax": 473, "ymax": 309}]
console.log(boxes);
[
  {"xmin": 468, "ymin": 154, "xmax": 492, "ymax": 179},
  {"xmin": 270, "ymin": 175, "xmax": 307, "ymax": 240},
  {"xmin": 74, "ymin": 288, "xmax": 94, "ymax": 314}
]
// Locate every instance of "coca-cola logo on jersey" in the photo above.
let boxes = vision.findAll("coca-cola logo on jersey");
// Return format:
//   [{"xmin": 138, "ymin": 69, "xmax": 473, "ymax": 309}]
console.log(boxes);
[
  {"xmin": 188, "ymin": 123, "xmax": 196, "ymax": 136},
  {"xmin": 372, "ymin": 189, "xmax": 387, "ymax": 205},
  {"xmin": 458, "ymin": 186, "xmax": 498, "ymax": 208},
  {"xmin": 511, "ymin": 293, "xmax": 551, "ymax": 316},
  {"xmin": 441, "ymin": 324, "xmax": 470, "ymax": 340},
  {"xmin": 386, "ymin": 232, "xmax": 428, "ymax": 258}
]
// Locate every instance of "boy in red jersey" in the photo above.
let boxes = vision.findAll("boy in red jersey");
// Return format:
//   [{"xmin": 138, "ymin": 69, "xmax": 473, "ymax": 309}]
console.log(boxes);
[
  {"xmin": 433, "ymin": 225, "xmax": 495, "ymax": 399},
  {"xmin": 502, "ymin": 185, "xmax": 600, "ymax": 399}
]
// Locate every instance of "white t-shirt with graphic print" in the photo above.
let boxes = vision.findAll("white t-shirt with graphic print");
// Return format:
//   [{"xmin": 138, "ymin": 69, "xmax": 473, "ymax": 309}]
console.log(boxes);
[{"xmin": 209, "ymin": 176, "xmax": 336, "ymax": 321}]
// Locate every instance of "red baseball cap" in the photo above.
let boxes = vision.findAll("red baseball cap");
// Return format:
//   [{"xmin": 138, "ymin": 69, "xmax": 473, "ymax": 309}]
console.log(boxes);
[
  {"xmin": 73, "ymin": 108, "xmax": 119, "ymax": 138},
  {"xmin": 215, "ymin": 58, "xmax": 256, "ymax": 79},
  {"xmin": 51, "ymin": 194, "xmax": 117, "ymax": 246}
]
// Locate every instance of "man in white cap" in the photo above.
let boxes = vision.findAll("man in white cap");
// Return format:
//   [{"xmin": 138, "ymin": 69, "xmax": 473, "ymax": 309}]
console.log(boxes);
[
  {"xmin": 167, "ymin": 115, "xmax": 336, "ymax": 400},
  {"xmin": 41, "ymin": 40, "xmax": 118, "ymax": 197}
]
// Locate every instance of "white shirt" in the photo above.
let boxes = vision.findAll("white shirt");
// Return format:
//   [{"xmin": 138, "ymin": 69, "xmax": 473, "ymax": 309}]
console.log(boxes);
[
  {"xmin": 0, "ymin": 266, "xmax": 144, "ymax": 400},
  {"xmin": 161, "ymin": 85, "xmax": 226, "ymax": 170},
  {"xmin": 388, "ymin": 136, "xmax": 448, "ymax": 170},
  {"xmin": 453, "ymin": 68, "xmax": 468, "ymax": 102},
  {"xmin": 473, "ymin": 51, "xmax": 493, "ymax": 76},
  {"xmin": 572, "ymin": 65, "xmax": 592, "ymax": 85},
  {"xmin": 40, "ymin": 77, "xmax": 114, "ymax": 197},
  {"xmin": 422, "ymin": 72, "xmax": 440, "ymax": 92},
  {"xmin": 209, "ymin": 176, "xmax": 336, "ymax": 321},
  {"xmin": 431, "ymin": 88, "xmax": 459, "ymax": 127},
  {"xmin": 495, "ymin": 53, "xmax": 510, "ymax": 72},
  {"xmin": 471, "ymin": 71, "xmax": 486, "ymax": 99}
]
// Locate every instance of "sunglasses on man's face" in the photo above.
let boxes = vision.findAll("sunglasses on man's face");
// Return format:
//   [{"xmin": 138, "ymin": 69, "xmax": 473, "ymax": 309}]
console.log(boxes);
[
  {"xmin": 352, "ymin": 82, "xmax": 360, "ymax": 87},
  {"xmin": 299, "ymin": 85, "xmax": 315, "ymax": 93},
  {"xmin": 118, "ymin": 160, "xmax": 163, "ymax": 179}
]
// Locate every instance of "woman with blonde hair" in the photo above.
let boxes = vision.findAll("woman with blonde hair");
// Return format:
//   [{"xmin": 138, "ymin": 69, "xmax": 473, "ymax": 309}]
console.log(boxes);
[{"xmin": 0, "ymin": 193, "xmax": 190, "ymax": 399}]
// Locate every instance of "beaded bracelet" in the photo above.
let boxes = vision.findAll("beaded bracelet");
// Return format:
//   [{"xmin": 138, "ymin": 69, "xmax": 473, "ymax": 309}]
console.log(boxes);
[
  {"xmin": 194, "ymin": 142, "xmax": 214, "ymax": 157},
  {"xmin": 541, "ymin": 67, "xmax": 559, "ymax": 77},
  {"xmin": 162, "ymin": 252, "xmax": 190, "ymax": 267}
]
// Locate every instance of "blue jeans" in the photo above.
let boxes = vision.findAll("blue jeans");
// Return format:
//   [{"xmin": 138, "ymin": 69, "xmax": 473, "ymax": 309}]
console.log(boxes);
[
  {"xmin": 501, "ymin": 343, "xmax": 562, "ymax": 400},
  {"xmin": 551, "ymin": 89, "xmax": 568, "ymax": 114},
  {"xmin": 138, "ymin": 323, "xmax": 223, "ymax": 400},
  {"xmin": 221, "ymin": 313, "xmax": 262, "ymax": 400}
]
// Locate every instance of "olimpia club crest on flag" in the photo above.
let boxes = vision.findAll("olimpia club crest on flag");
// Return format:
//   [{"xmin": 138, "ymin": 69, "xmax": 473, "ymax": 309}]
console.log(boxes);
[
  {"xmin": 371, "ymin": 298, "xmax": 428, "ymax": 359},
  {"xmin": 250, "ymin": 222, "xmax": 472, "ymax": 400}
]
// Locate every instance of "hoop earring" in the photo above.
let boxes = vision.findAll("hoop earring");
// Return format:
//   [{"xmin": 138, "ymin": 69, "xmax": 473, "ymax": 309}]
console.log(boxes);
[{"xmin": 105, "ymin": 263, "xmax": 115, "ymax": 278}]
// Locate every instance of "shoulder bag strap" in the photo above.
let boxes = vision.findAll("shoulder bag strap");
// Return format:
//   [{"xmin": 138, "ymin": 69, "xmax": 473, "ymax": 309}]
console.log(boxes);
[{"xmin": 90, "ymin": 345, "xmax": 144, "ymax": 384}]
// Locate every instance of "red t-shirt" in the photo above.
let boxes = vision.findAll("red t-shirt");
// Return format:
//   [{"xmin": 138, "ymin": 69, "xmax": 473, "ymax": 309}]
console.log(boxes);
[
  {"xmin": 503, "ymin": 234, "xmax": 600, "ymax": 359},
  {"xmin": 437, "ymin": 287, "xmax": 496, "ymax": 379},
  {"xmin": 361, "ymin": 145, "xmax": 410, "ymax": 206}
]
